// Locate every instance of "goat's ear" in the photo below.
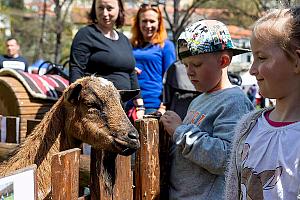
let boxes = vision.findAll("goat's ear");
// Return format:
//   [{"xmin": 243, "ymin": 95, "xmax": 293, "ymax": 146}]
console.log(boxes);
[
  {"xmin": 64, "ymin": 83, "xmax": 83, "ymax": 104},
  {"xmin": 118, "ymin": 89, "xmax": 140, "ymax": 102}
]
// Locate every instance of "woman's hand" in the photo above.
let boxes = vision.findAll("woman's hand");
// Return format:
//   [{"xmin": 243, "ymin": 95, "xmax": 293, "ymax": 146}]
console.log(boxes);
[
  {"xmin": 134, "ymin": 98, "xmax": 145, "ymax": 120},
  {"xmin": 160, "ymin": 111, "xmax": 182, "ymax": 136},
  {"xmin": 158, "ymin": 103, "xmax": 166, "ymax": 115}
]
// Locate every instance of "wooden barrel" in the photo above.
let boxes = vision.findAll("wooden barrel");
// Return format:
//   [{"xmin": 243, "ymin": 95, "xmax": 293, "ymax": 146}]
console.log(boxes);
[{"xmin": 0, "ymin": 76, "xmax": 54, "ymax": 142}]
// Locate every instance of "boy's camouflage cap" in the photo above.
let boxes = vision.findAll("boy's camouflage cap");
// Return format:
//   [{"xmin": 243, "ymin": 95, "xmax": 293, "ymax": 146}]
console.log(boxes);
[{"xmin": 178, "ymin": 20, "xmax": 251, "ymax": 59}]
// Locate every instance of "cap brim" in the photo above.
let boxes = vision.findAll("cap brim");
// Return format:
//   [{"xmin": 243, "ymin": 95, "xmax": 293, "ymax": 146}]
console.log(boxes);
[{"xmin": 232, "ymin": 48, "xmax": 251, "ymax": 56}]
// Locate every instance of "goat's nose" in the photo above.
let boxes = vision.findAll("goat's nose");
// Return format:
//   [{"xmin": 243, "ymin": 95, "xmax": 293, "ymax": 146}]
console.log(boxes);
[{"xmin": 128, "ymin": 131, "xmax": 139, "ymax": 140}]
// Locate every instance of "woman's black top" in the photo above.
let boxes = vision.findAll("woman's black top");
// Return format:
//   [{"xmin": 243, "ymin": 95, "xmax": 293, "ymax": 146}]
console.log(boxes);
[{"xmin": 69, "ymin": 24, "xmax": 140, "ymax": 91}]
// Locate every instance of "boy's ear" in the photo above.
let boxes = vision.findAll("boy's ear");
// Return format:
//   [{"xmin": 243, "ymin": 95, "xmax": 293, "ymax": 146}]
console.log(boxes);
[
  {"xmin": 219, "ymin": 53, "xmax": 231, "ymax": 69},
  {"xmin": 294, "ymin": 50, "xmax": 300, "ymax": 74}
]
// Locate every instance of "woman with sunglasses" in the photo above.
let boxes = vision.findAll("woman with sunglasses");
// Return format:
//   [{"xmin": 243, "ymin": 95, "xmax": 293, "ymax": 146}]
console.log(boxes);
[
  {"xmin": 69, "ymin": 0, "xmax": 143, "ymax": 110},
  {"xmin": 130, "ymin": 3, "xmax": 176, "ymax": 117}
]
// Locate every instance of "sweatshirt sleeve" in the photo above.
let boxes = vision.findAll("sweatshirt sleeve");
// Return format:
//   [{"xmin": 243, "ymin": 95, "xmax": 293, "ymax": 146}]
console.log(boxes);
[
  {"xmin": 69, "ymin": 28, "xmax": 92, "ymax": 83},
  {"xmin": 224, "ymin": 132, "xmax": 241, "ymax": 199},
  {"xmin": 225, "ymin": 109, "xmax": 264, "ymax": 199},
  {"xmin": 173, "ymin": 124, "xmax": 231, "ymax": 175},
  {"xmin": 173, "ymin": 94, "xmax": 253, "ymax": 175}
]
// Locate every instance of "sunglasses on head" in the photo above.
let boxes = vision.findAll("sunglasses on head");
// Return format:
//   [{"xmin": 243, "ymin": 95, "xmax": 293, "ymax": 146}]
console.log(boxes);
[{"xmin": 140, "ymin": 3, "xmax": 159, "ymax": 9}]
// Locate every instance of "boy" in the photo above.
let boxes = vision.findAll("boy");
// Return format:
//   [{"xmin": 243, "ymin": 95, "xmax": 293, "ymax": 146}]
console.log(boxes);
[{"xmin": 160, "ymin": 20, "xmax": 254, "ymax": 200}]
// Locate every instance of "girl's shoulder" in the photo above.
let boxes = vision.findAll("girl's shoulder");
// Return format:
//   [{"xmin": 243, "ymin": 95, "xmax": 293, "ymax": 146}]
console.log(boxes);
[{"xmin": 234, "ymin": 108, "xmax": 270, "ymax": 139}]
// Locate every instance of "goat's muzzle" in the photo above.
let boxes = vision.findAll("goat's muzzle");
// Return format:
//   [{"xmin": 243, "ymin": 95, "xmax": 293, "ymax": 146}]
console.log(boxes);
[{"xmin": 114, "ymin": 130, "xmax": 140, "ymax": 156}]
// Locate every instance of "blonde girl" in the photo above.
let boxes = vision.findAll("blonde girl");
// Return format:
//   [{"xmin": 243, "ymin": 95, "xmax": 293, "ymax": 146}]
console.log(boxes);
[{"xmin": 225, "ymin": 6, "xmax": 300, "ymax": 200}]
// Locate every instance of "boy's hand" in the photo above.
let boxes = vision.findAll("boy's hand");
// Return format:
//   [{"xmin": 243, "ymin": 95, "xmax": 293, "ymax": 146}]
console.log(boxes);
[{"xmin": 160, "ymin": 111, "xmax": 182, "ymax": 136}]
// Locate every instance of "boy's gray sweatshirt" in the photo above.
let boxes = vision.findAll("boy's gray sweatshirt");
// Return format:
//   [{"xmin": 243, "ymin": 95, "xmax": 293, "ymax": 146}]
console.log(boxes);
[{"xmin": 169, "ymin": 86, "xmax": 254, "ymax": 200}]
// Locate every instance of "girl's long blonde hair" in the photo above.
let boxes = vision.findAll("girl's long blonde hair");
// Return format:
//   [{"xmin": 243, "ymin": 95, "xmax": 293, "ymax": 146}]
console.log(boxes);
[{"xmin": 252, "ymin": 6, "xmax": 300, "ymax": 59}]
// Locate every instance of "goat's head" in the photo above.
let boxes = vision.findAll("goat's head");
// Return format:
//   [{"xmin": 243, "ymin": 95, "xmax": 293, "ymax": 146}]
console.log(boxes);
[{"xmin": 63, "ymin": 76, "xmax": 140, "ymax": 156}]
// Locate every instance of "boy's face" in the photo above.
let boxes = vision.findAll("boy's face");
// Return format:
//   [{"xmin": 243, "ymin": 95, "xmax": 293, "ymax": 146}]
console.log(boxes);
[{"xmin": 179, "ymin": 46, "xmax": 223, "ymax": 93}]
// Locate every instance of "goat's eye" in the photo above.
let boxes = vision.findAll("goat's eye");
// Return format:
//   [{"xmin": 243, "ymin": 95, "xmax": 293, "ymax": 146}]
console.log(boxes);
[{"xmin": 86, "ymin": 102, "xmax": 102, "ymax": 111}]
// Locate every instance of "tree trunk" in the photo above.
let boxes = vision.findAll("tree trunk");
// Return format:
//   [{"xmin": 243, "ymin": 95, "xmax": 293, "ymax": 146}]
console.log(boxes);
[
  {"xmin": 54, "ymin": 0, "xmax": 74, "ymax": 64},
  {"xmin": 54, "ymin": 0, "xmax": 61, "ymax": 64},
  {"xmin": 33, "ymin": 0, "xmax": 47, "ymax": 62}
]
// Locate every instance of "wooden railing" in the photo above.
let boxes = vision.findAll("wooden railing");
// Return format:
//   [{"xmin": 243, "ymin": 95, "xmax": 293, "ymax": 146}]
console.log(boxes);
[{"xmin": 0, "ymin": 116, "xmax": 171, "ymax": 200}]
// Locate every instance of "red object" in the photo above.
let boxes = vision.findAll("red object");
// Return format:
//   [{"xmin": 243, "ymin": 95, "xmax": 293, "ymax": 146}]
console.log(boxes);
[{"xmin": 127, "ymin": 107, "xmax": 138, "ymax": 121}]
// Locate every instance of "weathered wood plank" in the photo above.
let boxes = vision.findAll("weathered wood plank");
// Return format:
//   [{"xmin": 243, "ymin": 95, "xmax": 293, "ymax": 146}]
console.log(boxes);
[
  {"xmin": 113, "ymin": 156, "xmax": 133, "ymax": 200},
  {"xmin": 90, "ymin": 148, "xmax": 133, "ymax": 200},
  {"xmin": 134, "ymin": 118, "xmax": 160, "ymax": 200},
  {"xmin": 51, "ymin": 148, "xmax": 81, "ymax": 200}
]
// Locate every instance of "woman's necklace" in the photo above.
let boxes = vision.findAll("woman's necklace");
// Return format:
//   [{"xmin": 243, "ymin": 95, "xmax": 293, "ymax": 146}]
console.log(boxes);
[{"xmin": 95, "ymin": 24, "xmax": 119, "ymax": 40}]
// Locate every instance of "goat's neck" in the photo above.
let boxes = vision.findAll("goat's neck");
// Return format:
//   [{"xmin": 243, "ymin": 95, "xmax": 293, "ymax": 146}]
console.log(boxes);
[{"xmin": 0, "ymin": 98, "xmax": 76, "ymax": 199}]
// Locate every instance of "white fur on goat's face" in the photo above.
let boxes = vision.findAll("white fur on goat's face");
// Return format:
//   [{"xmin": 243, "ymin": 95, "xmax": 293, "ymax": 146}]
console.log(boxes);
[
  {"xmin": 97, "ymin": 76, "xmax": 112, "ymax": 87},
  {"xmin": 64, "ymin": 77, "xmax": 140, "ymax": 156}
]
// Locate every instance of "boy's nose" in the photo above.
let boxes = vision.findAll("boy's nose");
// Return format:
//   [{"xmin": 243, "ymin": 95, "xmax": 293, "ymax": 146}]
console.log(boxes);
[{"xmin": 185, "ymin": 65, "xmax": 194, "ymax": 76}]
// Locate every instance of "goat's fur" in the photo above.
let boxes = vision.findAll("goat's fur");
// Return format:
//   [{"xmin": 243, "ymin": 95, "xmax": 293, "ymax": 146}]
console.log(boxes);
[{"xmin": 0, "ymin": 76, "xmax": 140, "ymax": 199}]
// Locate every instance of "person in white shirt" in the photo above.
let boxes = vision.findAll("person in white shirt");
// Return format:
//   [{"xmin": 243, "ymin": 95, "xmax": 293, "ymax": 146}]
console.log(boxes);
[
  {"xmin": 0, "ymin": 37, "xmax": 29, "ymax": 71},
  {"xmin": 225, "ymin": 6, "xmax": 300, "ymax": 200}
]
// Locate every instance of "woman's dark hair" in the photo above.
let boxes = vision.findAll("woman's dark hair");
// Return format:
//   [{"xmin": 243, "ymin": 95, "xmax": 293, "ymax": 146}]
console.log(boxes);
[{"xmin": 89, "ymin": 0, "xmax": 125, "ymax": 29}]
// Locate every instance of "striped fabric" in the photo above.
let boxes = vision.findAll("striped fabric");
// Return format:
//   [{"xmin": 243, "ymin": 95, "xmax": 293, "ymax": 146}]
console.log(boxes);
[{"xmin": 0, "ymin": 68, "xmax": 69, "ymax": 100}]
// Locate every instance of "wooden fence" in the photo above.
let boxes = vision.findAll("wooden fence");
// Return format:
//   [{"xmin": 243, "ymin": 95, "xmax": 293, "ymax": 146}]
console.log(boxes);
[{"xmin": 0, "ymin": 116, "xmax": 171, "ymax": 200}]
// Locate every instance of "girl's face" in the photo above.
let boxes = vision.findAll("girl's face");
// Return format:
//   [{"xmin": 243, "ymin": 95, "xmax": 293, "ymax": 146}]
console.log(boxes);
[
  {"xmin": 250, "ymin": 35, "xmax": 299, "ymax": 99},
  {"xmin": 139, "ymin": 9, "xmax": 159, "ymax": 42},
  {"xmin": 95, "ymin": 0, "xmax": 119, "ymax": 30},
  {"xmin": 180, "ymin": 47, "xmax": 223, "ymax": 93}
]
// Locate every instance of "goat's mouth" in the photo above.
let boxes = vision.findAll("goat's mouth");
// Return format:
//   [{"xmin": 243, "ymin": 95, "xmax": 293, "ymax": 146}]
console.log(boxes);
[{"xmin": 113, "ymin": 138, "xmax": 140, "ymax": 156}]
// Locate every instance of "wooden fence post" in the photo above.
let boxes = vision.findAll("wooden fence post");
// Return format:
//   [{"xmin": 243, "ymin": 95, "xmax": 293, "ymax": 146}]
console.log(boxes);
[
  {"xmin": 51, "ymin": 148, "xmax": 81, "ymax": 200},
  {"xmin": 134, "ymin": 118, "xmax": 160, "ymax": 200},
  {"xmin": 113, "ymin": 155, "xmax": 133, "ymax": 200},
  {"xmin": 90, "ymin": 148, "xmax": 133, "ymax": 200}
]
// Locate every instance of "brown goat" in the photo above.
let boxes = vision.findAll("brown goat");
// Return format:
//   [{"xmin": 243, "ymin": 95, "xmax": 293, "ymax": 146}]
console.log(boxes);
[{"xmin": 0, "ymin": 76, "xmax": 140, "ymax": 199}]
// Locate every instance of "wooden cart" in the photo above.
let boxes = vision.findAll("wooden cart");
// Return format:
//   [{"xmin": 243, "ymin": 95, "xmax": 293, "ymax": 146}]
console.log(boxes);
[{"xmin": 0, "ymin": 68, "xmax": 68, "ymax": 142}]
